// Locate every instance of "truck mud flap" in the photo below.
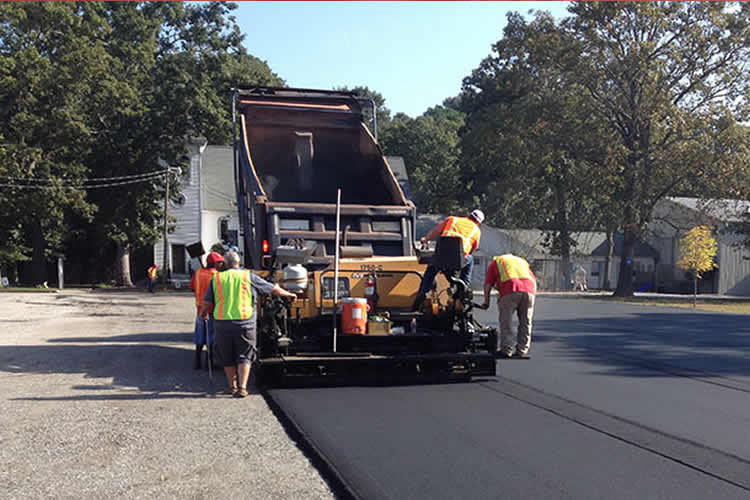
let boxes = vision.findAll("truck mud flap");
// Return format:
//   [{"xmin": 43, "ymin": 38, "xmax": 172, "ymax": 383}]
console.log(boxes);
[{"xmin": 255, "ymin": 352, "xmax": 496, "ymax": 388}]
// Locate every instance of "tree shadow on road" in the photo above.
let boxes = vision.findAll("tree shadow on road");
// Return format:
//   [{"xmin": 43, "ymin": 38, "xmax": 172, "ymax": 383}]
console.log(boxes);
[
  {"xmin": 532, "ymin": 311, "xmax": 750, "ymax": 381},
  {"xmin": 1, "ymin": 332, "xmax": 227, "ymax": 401}
]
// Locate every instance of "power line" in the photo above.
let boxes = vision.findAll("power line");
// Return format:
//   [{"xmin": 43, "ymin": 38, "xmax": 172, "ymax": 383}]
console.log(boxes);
[
  {"xmin": 0, "ymin": 175, "xmax": 170, "ymax": 190},
  {"xmin": 0, "ymin": 169, "xmax": 169, "ymax": 183}
]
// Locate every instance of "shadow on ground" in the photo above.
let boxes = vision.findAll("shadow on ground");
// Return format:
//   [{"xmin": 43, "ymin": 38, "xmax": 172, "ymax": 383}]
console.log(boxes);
[
  {"xmin": 0, "ymin": 332, "xmax": 232, "ymax": 401},
  {"xmin": 532, "ymin": 310, "xmax": 750, "ymax": 381}
]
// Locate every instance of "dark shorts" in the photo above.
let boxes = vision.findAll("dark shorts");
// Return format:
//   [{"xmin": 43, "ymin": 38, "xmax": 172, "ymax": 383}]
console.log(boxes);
[{"xmin": 214, "ymin": 320, "xmax": 257, "ymax": 366}]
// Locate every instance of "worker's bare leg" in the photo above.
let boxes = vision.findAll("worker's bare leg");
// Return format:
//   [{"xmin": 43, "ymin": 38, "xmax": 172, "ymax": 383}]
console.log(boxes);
[
  {"xmin": 237, "ymin": 362, "xmax": 251, "ymax": 390},
  {"xmin": 498, "ymin": 292, "xmax": 522, "ymax": 356},
  {"xmin": 515, "ymin": 292, "xmax": 535, "ymax": 356},
  {"xmin": 224, "ymin": 366, "xmax": 238, "ymax": 389}
]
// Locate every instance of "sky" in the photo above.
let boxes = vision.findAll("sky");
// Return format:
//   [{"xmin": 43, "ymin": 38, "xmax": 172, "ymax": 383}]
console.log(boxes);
[{"xmin": 232, "ymin": 2, "xmax": 570, "ymax": 118}]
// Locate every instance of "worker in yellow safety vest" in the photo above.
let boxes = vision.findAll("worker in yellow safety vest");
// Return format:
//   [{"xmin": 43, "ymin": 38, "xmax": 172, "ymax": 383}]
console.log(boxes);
[
  {"xmin": 412, "ymin": 209, "xmax": 484, "ymax": 311},
  {"xmin": 480, "ymin": 254, "xmax": 537, "ymax": 358},
  {"xmin": 199, "ymin": 251, "xmax": 297, "ymax": 398}
]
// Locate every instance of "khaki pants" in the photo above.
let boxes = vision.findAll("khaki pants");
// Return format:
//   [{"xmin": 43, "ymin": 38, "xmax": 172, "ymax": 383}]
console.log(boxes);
[{"xmin": 498, "ymin": 292, "xmax": 535, "ymax": 356}]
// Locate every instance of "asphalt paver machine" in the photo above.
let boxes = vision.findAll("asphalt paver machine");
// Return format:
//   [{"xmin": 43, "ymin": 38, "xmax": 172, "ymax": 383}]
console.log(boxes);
[{"xmin": 232, "ymin": 87, "xmax": 496, "ymax": 387}]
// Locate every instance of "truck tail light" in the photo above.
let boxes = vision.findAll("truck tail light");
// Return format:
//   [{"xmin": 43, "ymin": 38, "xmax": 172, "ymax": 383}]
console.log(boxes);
[
  {"xmin": 262, "ymin": 240, "xmax": 269, "ymax": 253},
  {"xmin": 365, "ymin": 274, "xmax": 376, "ymax": 297}
]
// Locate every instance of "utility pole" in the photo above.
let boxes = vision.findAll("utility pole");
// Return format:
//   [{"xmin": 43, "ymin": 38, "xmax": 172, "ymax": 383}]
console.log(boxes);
[{"xmin": 162, "ymin": 167, "xmax": 170, "ymax": 285}]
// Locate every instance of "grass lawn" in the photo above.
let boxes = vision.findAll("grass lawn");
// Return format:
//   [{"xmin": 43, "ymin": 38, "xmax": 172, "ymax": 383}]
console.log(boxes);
[{"xmin": 603, "ymin": 296, "xmax": 750, "ymax": 315}]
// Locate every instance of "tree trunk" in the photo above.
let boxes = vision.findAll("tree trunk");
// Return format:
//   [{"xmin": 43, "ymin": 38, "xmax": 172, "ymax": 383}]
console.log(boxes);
[
  {"xmin": 561, "ymin": 251, "xmax": 571, "ymax": 292},
  {"xmin": 603, "ymin": 230, "xmax": 614, "ymax": 290},
  {"xmin": 693, "ymin": 274, "xmax": 698, "ymax": 309},
  {"xmin": 613, "ymin": 228, "xmax": 636, "ymax": 297},
  {"xmin": 115, "ymin": 242, "xmax": 134, "ymax": 287},
  {"xmin": 31, "ymin": 220, "xmax": 48, "ymax": 286},
  {"xmin": 555, "ymin": 184, "xmax": 571, "ymax": 291}
]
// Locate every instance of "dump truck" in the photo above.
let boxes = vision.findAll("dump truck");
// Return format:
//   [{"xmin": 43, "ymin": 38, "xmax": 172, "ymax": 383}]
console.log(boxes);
[{"xmin": 232, "ymin": 87, "xmax": 496, "ymax": 387}]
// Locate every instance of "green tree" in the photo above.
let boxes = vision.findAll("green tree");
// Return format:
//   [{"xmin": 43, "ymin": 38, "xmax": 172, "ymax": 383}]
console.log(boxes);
[
  {"xmin": 379, "ymin": 106, "xmax": 466, "ymax": 214},
  {"xmin": 83, "ymin": 1, "xmax": 282, "ymax": 286},
  {"xmin": 335, "ymin": 85, "xmax": 391, "ymax": 138},
  {"xmin": 677, "ymin": 225, "xmax": 718, "ymax": 307},
  {"xmin": 563, "ymin": 2, "xmax": 750, "ymax": 296},
  {"xmin": 0, "ymin": 2, "xmax": 102, "ymax": 284},
  {"xmin": 459, "ymin": 11, "xmax": 620, "ymax": 288}
]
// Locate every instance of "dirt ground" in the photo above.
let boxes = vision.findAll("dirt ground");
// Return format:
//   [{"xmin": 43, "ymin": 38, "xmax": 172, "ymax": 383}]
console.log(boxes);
[{"xmin": 0, "ymin": 290, "xmax": 334, "ymax": 500}]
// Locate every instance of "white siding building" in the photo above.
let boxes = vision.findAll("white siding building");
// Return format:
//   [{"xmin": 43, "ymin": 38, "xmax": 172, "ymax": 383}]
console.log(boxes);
[
  {"xmin": 648, "ymin": 197, "xmax": 750, "ymax": 295},
  {"xmin": 153, "ymin": 142, "xmax": 241, "ymax": 281}
]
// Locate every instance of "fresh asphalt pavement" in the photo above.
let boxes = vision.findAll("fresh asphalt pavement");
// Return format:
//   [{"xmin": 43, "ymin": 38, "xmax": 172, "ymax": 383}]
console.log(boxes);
[{"xmin": 268, "ymin": 296, "xmax": 750, "ymax": 500}]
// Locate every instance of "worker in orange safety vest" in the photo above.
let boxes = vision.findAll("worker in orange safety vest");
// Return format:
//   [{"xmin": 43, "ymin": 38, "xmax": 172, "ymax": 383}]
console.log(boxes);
[
  {"xmin": 480, "ymin": 254, "xmax": 537, "ymax": 358},
  {"xmin": 412, "ymin": 209, "xmax": 484, "ymax": 312},
  {"xmin": 146, "ymin": 264, "xmax": 158, "ymax": 293},
  {"xmin": 189, "ymin": 252, "xmax": 224, "ymax": 370}
]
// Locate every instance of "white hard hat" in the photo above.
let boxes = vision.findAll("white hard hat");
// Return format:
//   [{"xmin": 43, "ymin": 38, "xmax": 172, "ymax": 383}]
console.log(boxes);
[{"xmin": 470, "ymin": 209, "xmax": 485, "ymax": 224}]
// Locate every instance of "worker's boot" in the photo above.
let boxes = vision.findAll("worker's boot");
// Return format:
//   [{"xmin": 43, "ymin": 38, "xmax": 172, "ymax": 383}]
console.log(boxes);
[{"xmin": 193, "ymin": 345, "xmax": 203, "ymax": 370}]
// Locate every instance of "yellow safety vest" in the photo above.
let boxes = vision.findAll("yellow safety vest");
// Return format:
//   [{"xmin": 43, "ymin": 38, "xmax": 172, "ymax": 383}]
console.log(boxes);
[
  {"xmin": 493, "ymin": 255, "xmax": 536, "ymax": 295},
  {"xmin": 212, "ymin": 269, "xmax": 254, "ymax": 320}
]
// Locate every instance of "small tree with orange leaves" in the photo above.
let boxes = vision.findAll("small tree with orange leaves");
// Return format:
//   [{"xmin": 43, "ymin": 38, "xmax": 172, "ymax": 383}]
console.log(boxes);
[{"xmin": 677, "ymin": 226, "xmax": 718, "ymax": 307}]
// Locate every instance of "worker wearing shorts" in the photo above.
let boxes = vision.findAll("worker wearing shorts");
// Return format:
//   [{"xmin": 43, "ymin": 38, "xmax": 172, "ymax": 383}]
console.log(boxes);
[{"xmin": 200, "ymin": 251, "xmax": 296, "ymax": 398}]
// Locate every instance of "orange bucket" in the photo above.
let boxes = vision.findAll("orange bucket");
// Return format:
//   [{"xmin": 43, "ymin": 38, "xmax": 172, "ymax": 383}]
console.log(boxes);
[{"xmin": 341, "ymin": 298, "xmax": 369, "ymax": 334}]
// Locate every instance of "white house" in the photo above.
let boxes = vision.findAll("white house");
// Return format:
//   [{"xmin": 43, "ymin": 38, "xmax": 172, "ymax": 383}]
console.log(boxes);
[
  {"xmin": 648, "ymin": 197, "xmax": 750, "ymax": 295},
  {"xmin": 153, "ymin": 142, "xmax": 242, "ymax": 281},
  {"xmin": 415, "ymin": 215, "xmax": 660, "ymax": 292},
  {"xmin": 157, "ymin": 146, "xmax": 409, "ymax": 283}
]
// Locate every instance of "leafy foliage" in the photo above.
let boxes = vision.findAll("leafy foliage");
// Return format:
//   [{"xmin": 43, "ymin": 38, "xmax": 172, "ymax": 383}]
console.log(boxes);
[
  {"xmin": 677, "ymin": 225, "xmax": 718, "ymax": 305},
  {"xmin": 458, "ymin": 11, "xmax": 621, "ymax": 286},
  {"xmin": 379, "ymin": 106, "xmax": 466, "ymax": 214},
  {"xmin": 677, "ymin": 226, "xmax": 718, "ymax": 279},
  {"xmin": 0, "ymin": 2, "xmax": 101, "ymax": 283},
  {"xmin": 0, "ymin": 1, "xmax": 283, "ymax": 285},
  {"xmin": 562, "ymin": 2, "xmax": 750, "ymax": 295},
  {"xmin": 334, "ymin": 85, "xmax": 391, "ymax": 137},
  {"xmin": 455, "ymin": 3, "xmax": 750, "ymax": 295}
]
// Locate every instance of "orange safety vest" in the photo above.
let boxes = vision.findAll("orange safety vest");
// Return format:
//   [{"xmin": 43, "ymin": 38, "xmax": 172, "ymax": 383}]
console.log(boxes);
[
  {"xmin": 493, "ymin": 255, "xmax": 536, "ymax": 296},
  {"xmin": 441, "ymin": 216, "xmax": 481, "ymax": 256},
  {"xmin": 192, "ymin": 268, "xmax": 218, "ymax": 310},
  {"xmin": 147, "ymin": 266, "xmax": 157, "ymax": 279}
]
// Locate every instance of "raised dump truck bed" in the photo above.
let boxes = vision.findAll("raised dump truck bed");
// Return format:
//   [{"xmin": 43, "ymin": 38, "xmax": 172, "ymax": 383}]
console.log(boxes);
[
  {"xmin": 234, "ymin": 87, "xmax": 415, "ymax": 267},
  {"xmin": 232, "ymin": 87, "xmax": 495, "ymax": 387}
]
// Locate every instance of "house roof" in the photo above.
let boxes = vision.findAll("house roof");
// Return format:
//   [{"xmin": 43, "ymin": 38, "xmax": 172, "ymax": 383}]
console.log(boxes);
[
  {"xmin": 416, "ymin": 214, "xmax": 658, "ymax": 260},
  {"xmin": 590, "ymin": 233, "xmax": 660, "ymax": 260},
  {"xmin": 667, "ymin": 197, "xmax": 750, "ymax": 223}
]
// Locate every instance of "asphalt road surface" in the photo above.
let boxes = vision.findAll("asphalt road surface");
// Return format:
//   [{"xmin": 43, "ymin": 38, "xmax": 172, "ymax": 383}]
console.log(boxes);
[{"xmin": 268, "ymin": 296, "xmax": 750, "ymax": 500}]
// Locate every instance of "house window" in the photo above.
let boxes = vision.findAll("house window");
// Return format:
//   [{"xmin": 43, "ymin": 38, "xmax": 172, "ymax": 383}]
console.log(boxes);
[
  {"xmin": 219, "ymin": 217, "xmax": 238, "ymax": 248},
  {"xmin": 172, "ymin": 244, "xmax": 186, "ymax": 274},
  {"xmin": 219, "ymin": 217, "xmax": 229, "ymax": 241}
]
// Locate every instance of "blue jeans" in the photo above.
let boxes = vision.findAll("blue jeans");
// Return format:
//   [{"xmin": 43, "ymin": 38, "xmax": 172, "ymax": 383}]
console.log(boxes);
[
  {"xmin": 194, "ymin": 315, "xmax": 215, "ymax": 345},
  {"xmin": 416, "ymin": 254, "xmax": 474, "ymax": 298}
]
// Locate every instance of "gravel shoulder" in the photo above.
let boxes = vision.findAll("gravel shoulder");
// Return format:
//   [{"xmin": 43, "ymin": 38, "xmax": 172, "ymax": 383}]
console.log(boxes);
[{"xmin": 0, "ymin": 290, "xmax": 334, "ymax": 500}]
